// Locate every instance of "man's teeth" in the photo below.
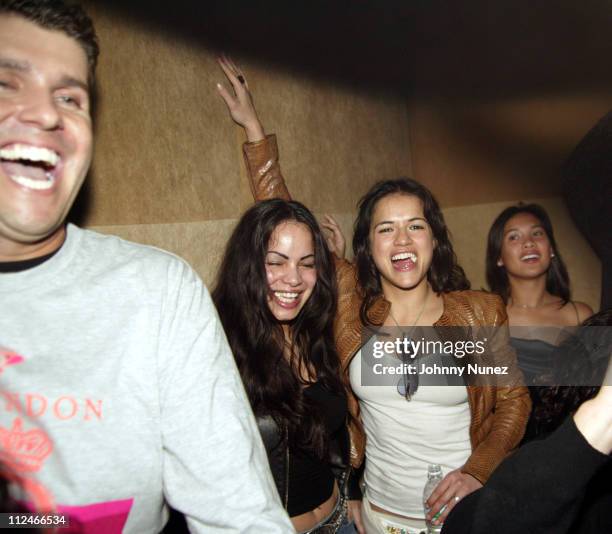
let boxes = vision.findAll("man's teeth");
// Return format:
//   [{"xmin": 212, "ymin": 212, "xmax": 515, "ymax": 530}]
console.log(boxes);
[
  {"xmin": 521, "ymin": 254, "xmax": 539, "ymax": 261},
  {"xmin": 0, "ymin": 144, "xmax": 59, "ymax": 166},
  {"xmin": 274, "ymin": 291, "xmax": 299, "ymax": 304},
  {"xmin": 9, "ymin": 175, "xmax": 54, "ymax": 190},
  {"xmin": 391, "ymin": 252, "xmax": 417, "ymax": 262}
]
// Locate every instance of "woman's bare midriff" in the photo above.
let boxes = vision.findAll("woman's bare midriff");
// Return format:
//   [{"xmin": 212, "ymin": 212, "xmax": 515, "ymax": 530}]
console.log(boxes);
[
  {"xmin": 292, "ymin": 481, "xmax": 339, "ymax": 533},
  {"xmin": 370, "ymin": 501, "xmax": 421, "ymax": 521}
]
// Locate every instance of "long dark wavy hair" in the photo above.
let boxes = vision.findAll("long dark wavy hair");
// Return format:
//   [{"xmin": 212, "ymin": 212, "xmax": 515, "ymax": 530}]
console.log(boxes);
[
  {"xmin": 353, "ymin": 178, "xmax": 470, "ymax": 325},
  {"xmin": 213, "ymin": 199, "xmax": 344, "ymax": 456},
  {"xmin": 486, "ymin": 203, "xmax": 570, "ymax": 304}
]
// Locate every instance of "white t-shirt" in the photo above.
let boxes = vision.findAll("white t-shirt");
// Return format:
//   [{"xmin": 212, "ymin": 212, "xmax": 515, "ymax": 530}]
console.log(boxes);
[{"xmin": 349, "ymin": 348, "xmax": 471, "ymax": 517}]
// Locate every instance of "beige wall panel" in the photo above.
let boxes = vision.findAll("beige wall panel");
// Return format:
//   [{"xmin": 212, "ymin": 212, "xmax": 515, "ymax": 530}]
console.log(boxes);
[
  {"xmin": 443, "ymin": 197, "xmax": 601, "ymax": 312},
  {"xmin": 85, "ymin": 5, "xmax": 243, "ymax": 226},
  {"xmin": 408, "ymin": 94, "xmax": 612, "ymax": 208},
  {"xmin": 238, "ymin": 65, "xmax": 413, "ymax": 213},
  {"xmin": 83, "ymin": 6, "xmax": 413, "ymax": 226}
]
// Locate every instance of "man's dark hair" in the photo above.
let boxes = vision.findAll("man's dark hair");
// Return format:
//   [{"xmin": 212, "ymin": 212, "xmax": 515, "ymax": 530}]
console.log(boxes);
[{"xmin": 0, "ymin": 0, "xmax": 99, "ymax": 87}]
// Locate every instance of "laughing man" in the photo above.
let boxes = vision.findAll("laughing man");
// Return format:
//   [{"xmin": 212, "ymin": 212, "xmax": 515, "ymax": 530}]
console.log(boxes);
[{"xmin": 0, "ymin": 1, "xmax": 293, "ymax": 532}]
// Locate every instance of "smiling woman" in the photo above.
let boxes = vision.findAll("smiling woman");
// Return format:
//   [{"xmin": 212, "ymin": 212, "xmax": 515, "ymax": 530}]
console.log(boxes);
[
  {"xmin": 488, "ymin": 204, "xmax": 567, "ymax": 308},
  {"xmin": 212, "ymin": 199, "xmax": 356, "ymax": 534},
  {"xmin": 486, "ymin": 203, "xmax": 594, "ymax": 444},
  {"xmin": 265, "ymin": 220, "xmax": 317, "ymax": 323}
]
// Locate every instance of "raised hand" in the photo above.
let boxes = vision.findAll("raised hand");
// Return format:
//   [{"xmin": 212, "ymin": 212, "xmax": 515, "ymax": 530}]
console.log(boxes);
[
  {"xmin": 216, "ymin": 55, "xmax": 265, "ymax": 142},
  {"xmin": 320, "ymin": 215, "xmax": 346, "ymax": 259}
]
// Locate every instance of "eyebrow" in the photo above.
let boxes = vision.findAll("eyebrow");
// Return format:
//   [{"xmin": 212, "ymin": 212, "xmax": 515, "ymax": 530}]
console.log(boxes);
[
  {"xmin": 0, "ymin": 57, "xmax": 30, "ymax": 71},
  {"xmin": 504, "ymin": 224, "xmax": 545, "ymax": 234},
  {"xmin": 0, "ymin": 57, "xmax": 88, "ymax": 93},
  {"xmin": 57, "ymin": 74, "xmax": 89, "ymax": 93},
  {"xmin": 374, "ymin": 217, "xmax": 428, "ymax": 229},
  {"xmin": 266, "ymin": 251, "xmax": 315, "ymax": 261}
]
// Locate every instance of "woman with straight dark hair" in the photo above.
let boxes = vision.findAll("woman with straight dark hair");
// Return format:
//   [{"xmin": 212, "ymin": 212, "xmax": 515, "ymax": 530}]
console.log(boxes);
[
  {"xmin": 216, "ymin": 57, "xmax": 530, "ymax": 534},
  {"xmin": 486, "ymin": 202, "xmax": 591, "ymax": 320},
  {"xmin": 213, "ymin": 199, "xmax": 356, "ymax": 534},
  {"xmin": 486, "ymin": 203, "xmax": 593, "ymax": 443}
]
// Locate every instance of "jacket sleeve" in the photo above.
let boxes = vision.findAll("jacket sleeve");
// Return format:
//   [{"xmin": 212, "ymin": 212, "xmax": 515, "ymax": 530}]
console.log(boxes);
[
  {"xmin": 242, "ymin": 134, "xmax": 291, "ymax": 201},
  {"xmin": 462, "ymin": 300, "xmax": 532, "ymax": 484},
  {"xmin": 332, "ymin": 256, "xmax": 369, "ymax": 471}
]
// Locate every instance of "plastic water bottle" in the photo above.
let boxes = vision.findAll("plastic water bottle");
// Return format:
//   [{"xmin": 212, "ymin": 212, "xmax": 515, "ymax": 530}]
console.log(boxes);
[{"xmin": 423, "ymin": 464, "xmax": 444, "ymax": 534}]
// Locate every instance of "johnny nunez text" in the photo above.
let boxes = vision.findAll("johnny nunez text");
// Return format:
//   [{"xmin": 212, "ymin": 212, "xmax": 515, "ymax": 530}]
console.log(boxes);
[{"xmin": 372, "ymin": 363, "xmax": 509, "ymax": 376}]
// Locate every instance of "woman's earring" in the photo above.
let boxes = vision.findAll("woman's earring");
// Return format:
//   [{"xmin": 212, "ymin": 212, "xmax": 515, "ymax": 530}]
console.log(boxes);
[
  {"xmin": 497, "ymin": 259, "xmax": 503, "ymax": 267},
  {"xmin": 551, "ymin": 252, "xmax": 556, "ymax": 258}
]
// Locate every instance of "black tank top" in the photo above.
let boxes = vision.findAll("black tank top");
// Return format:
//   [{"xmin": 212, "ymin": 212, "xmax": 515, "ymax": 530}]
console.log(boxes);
[{"xmin": 286, "ymin": 382, "xmax": 347, "ymax": 516}]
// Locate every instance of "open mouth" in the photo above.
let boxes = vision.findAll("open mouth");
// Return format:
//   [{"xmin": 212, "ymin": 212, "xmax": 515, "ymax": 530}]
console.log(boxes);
[
  {"xmin": 272, "ymin": 291, "xmax": 301, "ymax": 309},
  {"xmin": 0, "ymin": 144, "xmax": 60, "ymax": 191},
  {"xmin": 391, "ymin": 251, "xmax": 417, "ymax": 271},
  {"xmin": 520, "ymin": 253, "xmax": 540, "ymax": 263}
]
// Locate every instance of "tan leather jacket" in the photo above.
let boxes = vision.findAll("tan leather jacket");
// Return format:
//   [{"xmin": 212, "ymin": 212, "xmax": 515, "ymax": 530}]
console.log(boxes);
[{"xmin": 242, "ymin": 134, "xmax": 531, "ymax": 484}]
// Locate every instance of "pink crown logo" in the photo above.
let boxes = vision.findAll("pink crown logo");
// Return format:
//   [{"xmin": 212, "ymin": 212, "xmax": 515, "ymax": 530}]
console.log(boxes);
[
  {"xmin": 0, "ymin": 348, "xmax": 24, "ymax": 374},
  {"xmin": 0, "ymin": 418, "xmax": 53, "ymax": 473}
]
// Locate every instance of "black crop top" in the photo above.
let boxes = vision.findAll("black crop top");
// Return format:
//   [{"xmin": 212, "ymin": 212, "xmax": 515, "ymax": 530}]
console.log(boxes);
[{"xmin": 286, "ymin": 381, "xmax": 347, "ymax": 517}]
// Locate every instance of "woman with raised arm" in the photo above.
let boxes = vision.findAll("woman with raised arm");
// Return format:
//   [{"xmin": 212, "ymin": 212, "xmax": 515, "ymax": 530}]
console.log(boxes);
[
  {"xmin": 212, "ymin": 199, "xmax": 357, "ymax": 534},
  {"xmin": 486, "ymin": 204, "xmax": 594, "ymax": 443},
  {"xmin": 217, "ymin": 57, "xmax": 530, "ymax": 534}
]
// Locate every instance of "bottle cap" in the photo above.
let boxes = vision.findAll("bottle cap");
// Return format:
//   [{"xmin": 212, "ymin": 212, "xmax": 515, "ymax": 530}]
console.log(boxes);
[{"xmin": 427, "ymin": 464, "xmax": 442, "ymax": 476}]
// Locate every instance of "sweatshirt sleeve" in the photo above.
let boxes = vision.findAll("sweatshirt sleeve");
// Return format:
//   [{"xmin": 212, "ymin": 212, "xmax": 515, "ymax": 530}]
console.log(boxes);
[{"xmin": 157, "ymin": 259, "xmax": 295, "ymax": 533}]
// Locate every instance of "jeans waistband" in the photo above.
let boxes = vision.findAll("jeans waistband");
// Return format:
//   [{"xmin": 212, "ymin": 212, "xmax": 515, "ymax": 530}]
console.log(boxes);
[{"xmin": 300, "ymin": 494, "xmax": 348, "ymax": 534}]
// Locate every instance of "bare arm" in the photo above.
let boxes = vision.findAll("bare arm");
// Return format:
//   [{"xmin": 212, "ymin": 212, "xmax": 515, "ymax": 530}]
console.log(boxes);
[
  {"xmin": 216, "ymin": 56, "xmax": 290, "ymax": 201},
  {"xmin": 574, "ymin": 357, "xmax": 612, "ymax": 454},
  {"xmin": 216, "ymin": 55, "xmax": 265, "ymax": 142}
]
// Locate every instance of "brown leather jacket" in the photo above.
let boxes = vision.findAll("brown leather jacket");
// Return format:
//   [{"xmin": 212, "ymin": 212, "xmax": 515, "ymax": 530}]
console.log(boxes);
[{"xmin": 242, "ymin": 134, "xmax": 531, "ymax": 484}]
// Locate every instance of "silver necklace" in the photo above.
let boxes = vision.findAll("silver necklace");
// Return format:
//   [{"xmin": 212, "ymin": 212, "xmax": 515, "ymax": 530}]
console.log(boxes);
[
  {"xmin": 387, "ymin": 287, "xmax": 430, "ymax": 400},
  {"xmin": 388, "ymin": 286, "xmax": 430, "ymax": 331},
  {"xmin": 509, "ymin": 297, "xmax": 548, "ymax": 309}
]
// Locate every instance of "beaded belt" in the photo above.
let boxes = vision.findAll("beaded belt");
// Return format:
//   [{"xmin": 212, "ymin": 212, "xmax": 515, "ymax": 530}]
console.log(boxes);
[{"xmin": 301, "ymin": 495, "xmax": 348, "ymax": 534}]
